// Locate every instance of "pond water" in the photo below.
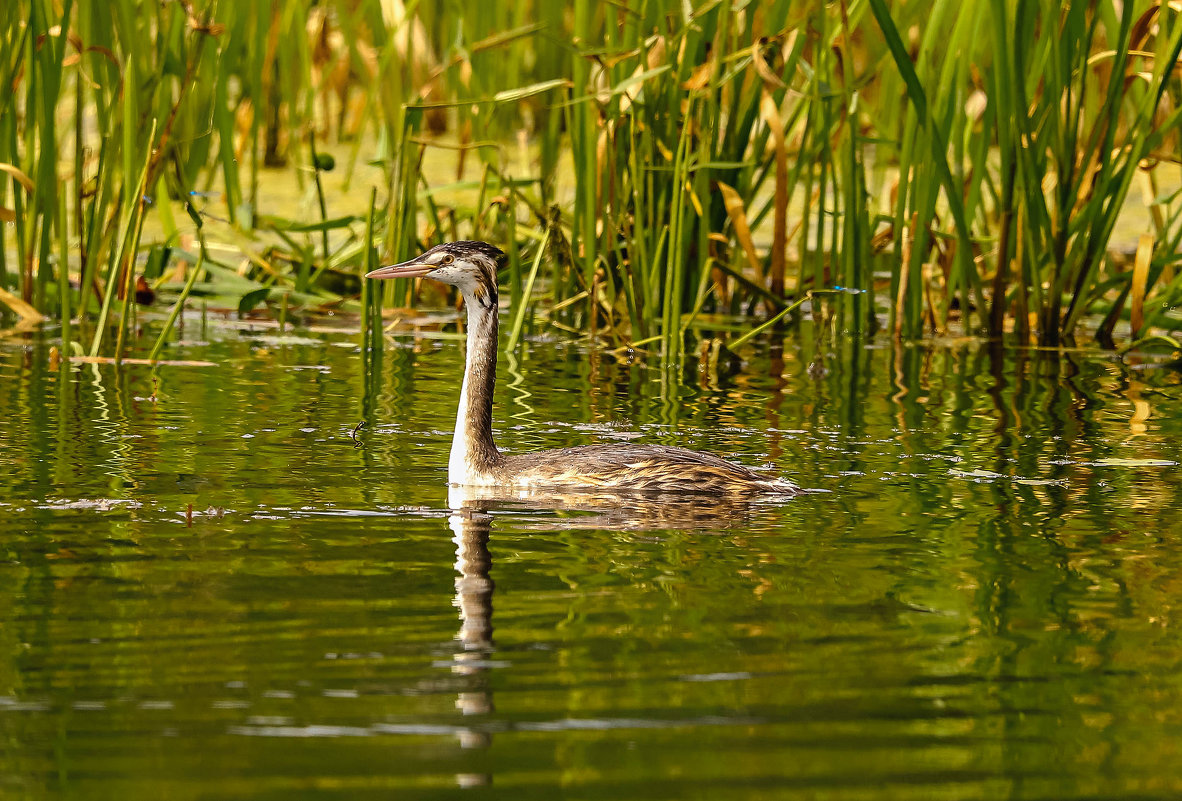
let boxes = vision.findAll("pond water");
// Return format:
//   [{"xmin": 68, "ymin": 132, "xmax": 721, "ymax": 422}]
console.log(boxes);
[{"xmin": 2, "ymin": 315, "xmax": 1182, "ymax": 800}]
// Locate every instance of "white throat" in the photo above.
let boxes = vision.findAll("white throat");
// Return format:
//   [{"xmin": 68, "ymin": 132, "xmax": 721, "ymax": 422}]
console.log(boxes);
[{"xmin": 448, "ymin": 298, "xmax": 499, "ymax": 486}]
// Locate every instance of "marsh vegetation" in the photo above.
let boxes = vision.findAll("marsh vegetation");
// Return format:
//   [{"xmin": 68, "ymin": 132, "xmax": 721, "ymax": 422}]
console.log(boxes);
[
  {"xmin": 1, "ymin": 0, "xmax": 1181, "ymax": 359},
  {"xmin": 5, "ymin": 5, "xmax": 1182, "ymax": 797}
]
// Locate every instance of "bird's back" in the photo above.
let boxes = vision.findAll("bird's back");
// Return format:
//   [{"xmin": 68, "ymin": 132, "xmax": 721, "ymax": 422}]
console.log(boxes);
[{"xmin": 497, "ymin": 443, "xmax": 797, "ymax": 495}]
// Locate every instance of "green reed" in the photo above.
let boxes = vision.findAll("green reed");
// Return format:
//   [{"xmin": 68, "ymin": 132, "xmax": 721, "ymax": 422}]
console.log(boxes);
[
  {"xmin": 2, "ymin": 0, "xmax": 1180, "ymax": 359},
  {"xmin": 872, "ymin": 0, "xmax": 1182, "ymax": 344}
]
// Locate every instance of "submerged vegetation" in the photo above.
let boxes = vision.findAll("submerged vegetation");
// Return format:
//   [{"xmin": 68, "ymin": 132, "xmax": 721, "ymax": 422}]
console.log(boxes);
[{"xmin": 1, "ymin": 0, "xmax": 1181, "ymax": 359}]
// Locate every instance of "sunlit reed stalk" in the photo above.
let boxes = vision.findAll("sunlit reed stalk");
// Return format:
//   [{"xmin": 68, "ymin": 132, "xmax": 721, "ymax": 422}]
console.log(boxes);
[
  {"xmin": 56, "ymin": 190, "xmax": 71, "ymax": 350},
  {"xmin": 147, "ymin": 239, "xmax": 206, "ymax": 363},
  {"xmin": 360, "ymin": 186, "xmax": 380, "ymax": 354},
  {"xmin": 506, "ymin": 228, "xmax": 550, "ymax": 351},
  {"xmin": 91, "ymin": 113, "xmax": 156, "ymax": 358},
  {"xmin": 729, "ymin": 290, "xmax": 845, "ymax": 350}
]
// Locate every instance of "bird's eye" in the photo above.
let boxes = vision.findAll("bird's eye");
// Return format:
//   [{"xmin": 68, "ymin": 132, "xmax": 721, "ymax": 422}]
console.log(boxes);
[{"xmin": 440, "ymin": 254, "xmax": 454, "ymax": 265}]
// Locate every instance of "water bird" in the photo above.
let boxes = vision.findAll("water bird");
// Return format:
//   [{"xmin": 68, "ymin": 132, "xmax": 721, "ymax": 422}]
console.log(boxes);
[{"xmin": 366, "ymin": 241, "xmax": 799, "ymax": 496}]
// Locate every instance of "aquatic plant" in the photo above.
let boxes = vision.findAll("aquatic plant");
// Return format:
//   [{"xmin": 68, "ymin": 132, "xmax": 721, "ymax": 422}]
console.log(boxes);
[
  {"xmin": 1, "ymin": 0, "xmax": 1179, "ymax": 359},
  {"xmin": 871, "ymin": 0, "xmax": 1182, "ymax": 344}
]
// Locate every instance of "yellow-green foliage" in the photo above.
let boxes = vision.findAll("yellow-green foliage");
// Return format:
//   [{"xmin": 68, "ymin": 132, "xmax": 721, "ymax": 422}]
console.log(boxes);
[{"xmin": 0, "ymin": 1, "xmax": 1180, "ymax": 357}]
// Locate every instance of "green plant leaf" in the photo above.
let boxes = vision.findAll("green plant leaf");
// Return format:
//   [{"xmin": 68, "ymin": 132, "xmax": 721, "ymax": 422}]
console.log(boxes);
[{"xmin": 237, "ymin": 287, "xmax": 271, "ymax": 316}]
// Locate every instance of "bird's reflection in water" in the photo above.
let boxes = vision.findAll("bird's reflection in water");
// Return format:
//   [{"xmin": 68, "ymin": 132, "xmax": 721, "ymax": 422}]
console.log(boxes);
[
  {"xmin": 450, "ymin": 483, "xmax": 797, "ymax": 531},
  {"xmin": 449, "ymin": 504, "xmax": 494, "ymax": 718},
  {"xmin": 446, "ymin": 494, "xmax": 496, "ymax": 790},
  {"xmin": 442, "ymin": 485, "xmax": 795, "ymax": 788}
]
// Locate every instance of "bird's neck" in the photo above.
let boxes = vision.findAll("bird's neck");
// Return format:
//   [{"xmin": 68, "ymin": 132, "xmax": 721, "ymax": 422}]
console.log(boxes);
[{"xmin": 450, "ymin": 292, "xmax": 501, "ymax": 484}]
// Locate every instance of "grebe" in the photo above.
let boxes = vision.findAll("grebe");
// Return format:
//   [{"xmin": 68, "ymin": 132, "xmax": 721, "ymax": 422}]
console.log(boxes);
[{"xmin": 366, "ymin": 241, "xmax": 799, "ymax": 495}]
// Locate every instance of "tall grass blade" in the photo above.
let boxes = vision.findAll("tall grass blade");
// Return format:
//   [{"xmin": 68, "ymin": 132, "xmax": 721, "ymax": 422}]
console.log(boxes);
[{"xmin": 505, "ymin": 228, "xmax": 550, "ymax": 351}]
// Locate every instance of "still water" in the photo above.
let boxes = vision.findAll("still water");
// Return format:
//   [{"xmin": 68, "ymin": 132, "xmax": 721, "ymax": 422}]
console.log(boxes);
[{"xmin": 1, "ymin": 314, "xmax": 1181, "ymax": 800}]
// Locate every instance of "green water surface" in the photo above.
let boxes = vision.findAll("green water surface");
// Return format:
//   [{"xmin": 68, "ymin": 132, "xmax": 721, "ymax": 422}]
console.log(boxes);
[{"xmin": 2, "ymin": 317, "xmax": 1181, "ymax": 800}]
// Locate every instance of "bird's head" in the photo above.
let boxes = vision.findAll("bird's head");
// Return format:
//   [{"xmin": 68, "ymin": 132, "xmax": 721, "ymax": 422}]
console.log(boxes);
[{"xmin": 365, "ymin": 240, "xmax": 504, "ymax": 307}]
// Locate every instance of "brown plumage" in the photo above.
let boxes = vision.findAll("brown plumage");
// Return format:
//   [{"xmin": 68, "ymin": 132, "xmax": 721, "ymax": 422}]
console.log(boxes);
[
  {"xmin": 497, "ymin": 444, "xmax": 791, "ymax": 493},
  {"xmin": 366, "ymin": 241, "xmax": 799, "ymax": 496}
]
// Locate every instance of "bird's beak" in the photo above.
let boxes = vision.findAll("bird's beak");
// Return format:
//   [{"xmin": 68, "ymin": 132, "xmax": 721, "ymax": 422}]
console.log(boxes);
[{"xmin": 364, "ymin": 257, "xmax": 433, "ymax": 280}]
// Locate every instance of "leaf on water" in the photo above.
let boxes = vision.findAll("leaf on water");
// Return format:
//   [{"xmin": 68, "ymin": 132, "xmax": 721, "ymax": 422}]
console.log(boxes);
[
  {"xmin": 196, "ymin": 262, "xmax": 268, "ymax": 291},
  {"xmin": 238, "ymin": 287, "xmax": 271, "ymax": 316},
  {"xmin": 248, "ymin": 335, "xmax": 324, "ymax": 347},
  {"xmin": 952, "ymin": 468, "xmax": 1067, "ymax": 486},
  {"xmin": 68, "ymin": 356, "xmax": 217, "ymax": 367},
  {"xmin": 950, "ymin": 468, "xmax": 1005, "ymax": 479},
  {"xmin": 1090, "ymin": 458, "xmax": 1177, "ymax": 467}
]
